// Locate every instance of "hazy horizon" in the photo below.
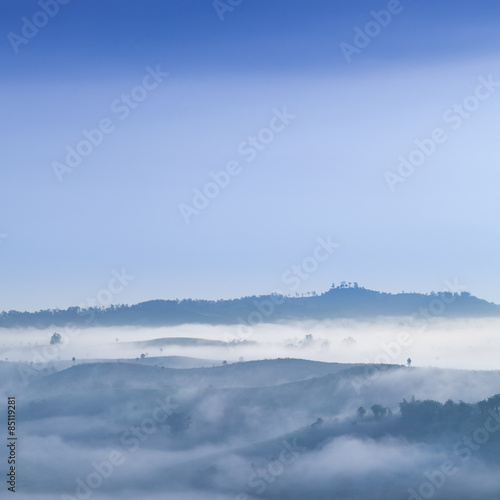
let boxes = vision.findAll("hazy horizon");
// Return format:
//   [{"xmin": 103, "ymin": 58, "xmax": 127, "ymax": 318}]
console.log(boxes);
[
  {"xmin": 1, "ymin": 280, "xmax": 498, "ymax": 315},
  {"xmin": 2, "ymin": 315, "xmax": 500, "ymax": 371}
]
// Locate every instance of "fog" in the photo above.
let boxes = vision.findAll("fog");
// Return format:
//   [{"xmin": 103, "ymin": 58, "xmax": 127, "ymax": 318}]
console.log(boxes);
[
  {"xmin": 2, "ymin": 316, "xmax": 500, "ymax": 370},
  {"xmin": 2, "ymin": 318, "xmax": 500, "ymax": 499}
]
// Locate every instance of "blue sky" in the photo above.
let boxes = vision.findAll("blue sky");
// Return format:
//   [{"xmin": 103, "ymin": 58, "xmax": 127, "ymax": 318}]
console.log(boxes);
[{"xmin": 1, "ymin": 0, "xmax": 500, "ymax": 310}]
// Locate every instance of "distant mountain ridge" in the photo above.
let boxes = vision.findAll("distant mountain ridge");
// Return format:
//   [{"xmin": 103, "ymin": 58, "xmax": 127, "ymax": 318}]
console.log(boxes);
[{"xmin": 1, "ymin": 285, "xmax": 499, "ymax": 329}]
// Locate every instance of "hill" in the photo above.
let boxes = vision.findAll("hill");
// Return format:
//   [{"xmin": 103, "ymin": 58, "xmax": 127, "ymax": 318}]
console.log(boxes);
[
  {"xmin": 1, "ymin": 284, "xmax": 499, "ymax": 328},
  {"xmin": 9, "ymin": 356, "xmax": 500, "ymax": 499}
]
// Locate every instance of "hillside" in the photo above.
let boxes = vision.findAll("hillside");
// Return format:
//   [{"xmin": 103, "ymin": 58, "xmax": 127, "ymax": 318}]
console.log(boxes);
[
  {"xmin": 1, "ymin": 285, "xmax": 499, "ymax": 328},
  {"xmin": 9, "ymin": 356, "xmax": 500, "ymax": 499}
]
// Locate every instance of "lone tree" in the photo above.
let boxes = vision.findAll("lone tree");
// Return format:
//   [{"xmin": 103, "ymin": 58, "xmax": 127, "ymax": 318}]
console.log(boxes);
[
  {"xmin": 357, "ymin": 406, "xmax": 367, "ymax": 418},
  {"xmin": 50, "ymin": 332, "xmax": 62, "ymax": 345},
  {"xmin": 407, "ymin": 358, "xmax": 412, "ymax": 367},
  {"xmin": 166, "ymin": 412, "xmax": 191, "ymax": 435},
  {"xmin": 311, "ymin": 417, "xmax": 324, "ymax": 428}
]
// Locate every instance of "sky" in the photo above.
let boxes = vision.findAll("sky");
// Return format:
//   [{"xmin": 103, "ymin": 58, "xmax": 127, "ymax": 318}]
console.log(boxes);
[{"xmin": 1, "ymin": 0, "xmax": 500, "ymax": 311}]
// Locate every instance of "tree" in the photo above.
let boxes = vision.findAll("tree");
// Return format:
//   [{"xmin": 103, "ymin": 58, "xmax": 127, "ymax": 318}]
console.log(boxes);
[
  {"xmin": 371, "ymin": 404, "xmax": 387, "ymax": 419},
  {"xmin": 477, "ymin": 400, "xmax": 489, "ymax": 415},
  {"xmin": 457, "ymin": 400, "xmax": 472, "ymax": 418},
  {"xmin": 299, "ymin": 334, "xmax": 314, "ymax": 347},
  {"xmin": 140, "ymin": 353, "xmax": 146, "ymax": 359},
  {"xmin": 407, "ymin": 358, "xmax": 412, "ymax": 367},
  {"xmin": 72, "ymin": 357, "xmax": 76, "ymax": 363},
  {"xmin": 357, "ymin": 406, "xmax": 366, "ymax": 418},
  {"xmin": 50, "ymin": 333, "xmax": 62, "ymax": 345},
  {"xmin": 400, "ymin": 398, "xmax": 444, "ymax": 424},
  {"xmin": 166, "ymin": 412, "xmax": 191, "ymax": 434},
  {"xmin": 222, "ymin": 360, "xmax": 227, "ymax": 365},
  {"xmin": 311, "ymin": 417, "xmax": 324, "ymax": 428},
  {"xmin": 487, "ymin": 395, "xmax": 500, "ymax": 413}
]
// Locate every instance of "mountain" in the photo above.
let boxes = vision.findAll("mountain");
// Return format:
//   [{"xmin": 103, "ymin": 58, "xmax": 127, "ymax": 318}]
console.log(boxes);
[
  {"xmin": 13, "ymin": 356, "xmax": 500, "ymax": 499},
  {"xmin": 1, "ymin": 285, "xmax": 499, "ymax": 329}
]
